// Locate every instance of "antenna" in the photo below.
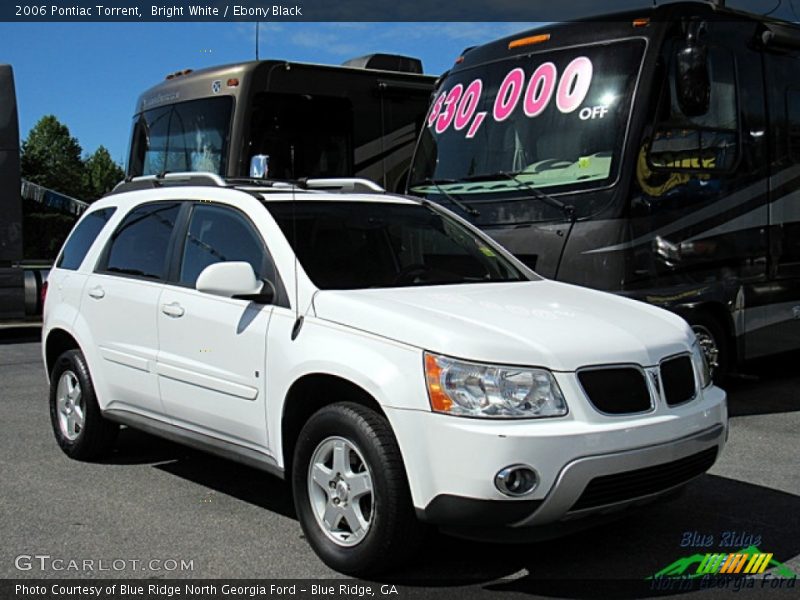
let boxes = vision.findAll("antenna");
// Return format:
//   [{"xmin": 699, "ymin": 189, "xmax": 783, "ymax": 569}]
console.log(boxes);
[
  {"xmin": 255, "ymin": 23, "xmax": 260, "ymax": 60},
  {"xmin": 290, "ymin": 144, "xmax": 304, "ymax": 340}
]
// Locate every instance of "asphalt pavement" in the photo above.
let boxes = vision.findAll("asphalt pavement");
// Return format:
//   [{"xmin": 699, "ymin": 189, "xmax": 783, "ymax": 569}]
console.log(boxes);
[{"xmin": 1, "ymin": 328, "xmax": 798, "ymax": 598}]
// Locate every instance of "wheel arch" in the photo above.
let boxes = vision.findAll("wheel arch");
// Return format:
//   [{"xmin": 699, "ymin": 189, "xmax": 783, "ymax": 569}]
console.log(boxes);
[
  {"xmin": 44, "ymin": 328, "xmax": 82, "ymax": 379},
  {"xmin": 280, "ymin": 373, "xmax": 387, "ymax": 477},
  {"xmin": 674, "ymin": 301, "xmax": 738, "ymax": 377},
  {"xmin": 683, "ymin": 302, "xmax": 737, "ymax": 359}
]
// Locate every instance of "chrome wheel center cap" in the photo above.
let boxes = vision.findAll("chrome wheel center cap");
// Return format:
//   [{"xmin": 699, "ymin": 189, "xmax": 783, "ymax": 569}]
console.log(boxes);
[{"xmin": 331, "ymin": 479, "xmax": 350, "ymax": 503}]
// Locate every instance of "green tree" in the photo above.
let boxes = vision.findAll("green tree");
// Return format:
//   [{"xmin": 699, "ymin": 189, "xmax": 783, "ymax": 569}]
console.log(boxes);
[
  {"xmin": 20, "ymin": 115, "xmax": 86, "ymax": 199},
  {"xmin": 83, "ymin": 145, "xmax": 124, "ymax": 200}
]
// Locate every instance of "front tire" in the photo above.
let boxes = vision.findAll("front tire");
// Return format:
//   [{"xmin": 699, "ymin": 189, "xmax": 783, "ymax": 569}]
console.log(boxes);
[
  {"xmin": 292, "ymin": 402, "xmax": 424, "ymax": 576},
  {"xmin": 49, "ymin": 349, "xmax": 118, "ymax": 460}
]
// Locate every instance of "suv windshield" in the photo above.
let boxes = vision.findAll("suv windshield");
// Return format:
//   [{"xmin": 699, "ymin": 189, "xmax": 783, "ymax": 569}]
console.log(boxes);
[
  {"xmin": 409, "ymin": 39, "xmax": 645, "ymax": 215},
  {"xmin": 266, "ymin": 201, "xmax": 528, "ymax": 290}
]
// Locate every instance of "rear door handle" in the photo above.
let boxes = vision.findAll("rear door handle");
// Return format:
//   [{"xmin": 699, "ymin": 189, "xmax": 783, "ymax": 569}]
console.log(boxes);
[
  {"xmin": 88, "ymin": 286, "xmax": 105, "ymax": 299},
  {"xmin": 161, "ymin": 302, "xmax": 185, "ymax": 318}
]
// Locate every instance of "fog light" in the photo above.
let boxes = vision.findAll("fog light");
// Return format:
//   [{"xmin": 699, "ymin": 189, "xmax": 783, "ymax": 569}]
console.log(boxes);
[{"xmin": 495, "ymin": 465, "xmax": 538, "ymax": 497}]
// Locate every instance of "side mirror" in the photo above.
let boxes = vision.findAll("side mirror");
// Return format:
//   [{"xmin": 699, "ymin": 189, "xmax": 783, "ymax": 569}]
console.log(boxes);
[
  {"xmin": 675, "ymin": 23, "xmax": 710, "ymax": 118},
  {"xmin": 196, "ymin": 262, "xmax": 275, "ymax": 304},
  {"xmin": 249, "ymin": 154, "xmax": 270, "ymax": 179}
]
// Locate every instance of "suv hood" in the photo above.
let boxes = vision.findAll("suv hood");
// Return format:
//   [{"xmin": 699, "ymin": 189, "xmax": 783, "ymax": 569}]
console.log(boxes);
[{"xmin": 311, "ymin": 281, "xmax": 694, "ymax": 371}]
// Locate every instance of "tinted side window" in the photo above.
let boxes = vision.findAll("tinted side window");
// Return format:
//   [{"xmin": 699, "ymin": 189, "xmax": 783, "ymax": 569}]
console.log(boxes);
[
  {"xmin": 179, "ymin": 204, "xmax": 268, "ymax": 287},
  {"xmin": 57, "ymin": 208, "xmax": 116, "ymax": 270},
  {"xmin": 787, "ymin": 89, "xmax": 800, "ymax": 163},
  {"xmin": 649, "ymin": 45, "xmax": 739, "ymax": 172},
  {"xmin": 103, "ymin": 202, "xmax": 181, "ymax": 280},
  {"xmin": 247, "ymin": 92, "xmax": 353, "ymax": 179}
]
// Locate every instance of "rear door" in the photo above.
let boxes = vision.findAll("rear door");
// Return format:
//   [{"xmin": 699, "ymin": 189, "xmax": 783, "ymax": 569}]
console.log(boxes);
[
  {"xmin": 82, "ymin": 201, "xmax": 181, "ymax": 418},
  {"xmin": 156, "ymin": 202, "xmax": 278, "ymax": 451}
]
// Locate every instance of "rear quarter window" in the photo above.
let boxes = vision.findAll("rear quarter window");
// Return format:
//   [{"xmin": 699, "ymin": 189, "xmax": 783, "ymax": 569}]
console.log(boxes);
[{"xmin": 56, "ymin": 208, "xmax": 117, "ymax": 270}]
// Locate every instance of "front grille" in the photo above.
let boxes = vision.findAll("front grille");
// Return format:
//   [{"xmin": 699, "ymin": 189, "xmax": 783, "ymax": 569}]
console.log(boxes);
[
  {"xmin": 661, "ymin": 355, "xmax": 696, "ymax": 406},
  {"xmin": 578, "ymin": 367, "xmax": 651, "ymax": 414},
  {"xmin": 570, "ymin": 447, "xmax": 718, "ymax": 511}
]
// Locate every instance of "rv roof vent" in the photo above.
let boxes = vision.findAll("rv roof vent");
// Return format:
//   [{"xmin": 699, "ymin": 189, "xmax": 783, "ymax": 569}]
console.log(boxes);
[{"xmin": 342, "ymin": 54, "xmax": 423, "ymax": 74}]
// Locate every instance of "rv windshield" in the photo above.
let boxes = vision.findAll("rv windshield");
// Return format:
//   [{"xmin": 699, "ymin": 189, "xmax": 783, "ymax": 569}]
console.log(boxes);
[
  {"xmin": 128, "ymin": 97, "xmax": 232, "ymax": 177},
  {"xmin": 409, "ymin": 39, "xmax": 645, "ymax": 216}
]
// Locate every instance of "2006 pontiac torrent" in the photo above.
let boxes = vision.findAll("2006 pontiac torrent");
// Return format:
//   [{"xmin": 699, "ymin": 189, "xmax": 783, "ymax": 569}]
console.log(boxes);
[{"xmin": 42, "ymin": 173, "xmax": 727, "ymax": 575}]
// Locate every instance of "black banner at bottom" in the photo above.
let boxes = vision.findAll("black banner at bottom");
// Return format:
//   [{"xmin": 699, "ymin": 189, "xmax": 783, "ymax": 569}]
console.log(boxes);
[{"xmin": 3, "ymin": 577, "xmax": 799, "ymax": 600}]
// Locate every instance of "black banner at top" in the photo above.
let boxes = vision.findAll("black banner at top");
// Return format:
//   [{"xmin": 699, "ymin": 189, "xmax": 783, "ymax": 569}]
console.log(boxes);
[{"xmin": 3, "ymin": 0, "xmax": 799, "ymax": 22}]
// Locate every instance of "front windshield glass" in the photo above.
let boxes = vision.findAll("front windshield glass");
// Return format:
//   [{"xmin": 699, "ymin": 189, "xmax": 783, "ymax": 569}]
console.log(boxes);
[
  {"xmin": 128, "ymin": 97, "xmax": 232, "ymax": 177},
  {"xmin": 409, "ymin": 39, "xmax": 645, "ymax": 213},
  {"xmin": 265, "ymin": 201, "xmax": 529, "ymax": 290}
]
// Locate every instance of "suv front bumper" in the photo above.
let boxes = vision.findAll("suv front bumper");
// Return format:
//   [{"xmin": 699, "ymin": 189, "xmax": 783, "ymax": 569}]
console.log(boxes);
[{"xmin": 387, "ymin": 384, "xmax": 727, "ymax": 530}]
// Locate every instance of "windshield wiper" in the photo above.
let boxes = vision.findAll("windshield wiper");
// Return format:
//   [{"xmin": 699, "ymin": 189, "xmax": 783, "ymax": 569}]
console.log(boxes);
[
  {"xmin": 408, "ymin": 177, "xmax": 480, "ymax": 218},
  {"xmin": 466, "ymin": 171, "xmax": 580, "ymax": 281},
  {"xmin": 461, "ymin": 171, "xmax": 575, "ymax": 222}
]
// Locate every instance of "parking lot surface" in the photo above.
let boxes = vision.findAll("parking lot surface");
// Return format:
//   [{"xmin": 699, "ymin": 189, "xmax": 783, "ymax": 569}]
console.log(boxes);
[{"xmin": 1, "ymin": 328, "xmax": 798, "ymax": 598}]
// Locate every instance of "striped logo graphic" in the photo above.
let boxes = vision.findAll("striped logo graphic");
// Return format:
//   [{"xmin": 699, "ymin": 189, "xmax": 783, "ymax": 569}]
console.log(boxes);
[
  {"xmin": 648, "ymin": 545, "xmax": 798, "ymax": 580},
  {"xmin": 697, "ymin": 552, "xmax": 773, "ymax": 575}
]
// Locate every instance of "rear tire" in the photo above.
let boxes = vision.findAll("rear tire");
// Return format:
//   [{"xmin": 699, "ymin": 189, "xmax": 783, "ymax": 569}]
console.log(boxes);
[
  {"xmin": 292, "ymin": 402, "xmax": 425, "ymax": 576},
  {"xmin": 689, "ymin": 312, "xmax": 729, "ymax": 385},
  {"xmin": 49, "ymin": 349, "xmax": 118, "ymax": 460}
]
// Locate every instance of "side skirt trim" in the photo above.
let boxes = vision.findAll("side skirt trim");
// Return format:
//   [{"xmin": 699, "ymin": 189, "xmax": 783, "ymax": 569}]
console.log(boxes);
[{"xmin": 103, "ymin": 408, "xmax": 284, "ymax": 480}]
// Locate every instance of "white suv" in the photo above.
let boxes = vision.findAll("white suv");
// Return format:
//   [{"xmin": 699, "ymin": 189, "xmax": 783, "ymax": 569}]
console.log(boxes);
[{"xmin": 43, "ymin": 173, "xmax": 727, "ymax": 575}]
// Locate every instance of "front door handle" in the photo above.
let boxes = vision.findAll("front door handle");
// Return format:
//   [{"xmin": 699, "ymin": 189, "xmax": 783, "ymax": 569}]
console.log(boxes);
[
  {"xmin": 161, "ymin": 302, "xmax": 185, "ymax": 318},
  {"xmin": 88, "ymin": 286, "xmax": 105, "ymax": 299}
]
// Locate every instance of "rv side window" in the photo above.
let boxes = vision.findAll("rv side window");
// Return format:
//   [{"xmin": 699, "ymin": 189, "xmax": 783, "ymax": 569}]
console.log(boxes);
[
  {"xmin": 247, "ymin": 92, "xmax": 353, "ymax": 179},
  {"xmin": 787, "ymin": 89, "xmax": 800, "ymax": 163},
  {"xmin": 648, "ymin": 45, "xmax": 739, "ymax": 172},
  {"xmin": 56, "ymin": 208, "xmax": 116, "ymax": 270}
]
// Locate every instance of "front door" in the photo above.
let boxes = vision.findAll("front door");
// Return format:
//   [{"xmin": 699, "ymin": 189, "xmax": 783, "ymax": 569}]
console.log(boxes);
[{"xmin": 156, "ymin": 202, "xmax": 276, "ymax": 451}]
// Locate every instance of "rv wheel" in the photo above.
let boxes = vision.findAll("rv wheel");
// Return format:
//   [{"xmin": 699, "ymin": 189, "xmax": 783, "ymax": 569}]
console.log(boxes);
[{"xmin": 690, "ymin": 314, "xmax": 728, "ymax": 385}]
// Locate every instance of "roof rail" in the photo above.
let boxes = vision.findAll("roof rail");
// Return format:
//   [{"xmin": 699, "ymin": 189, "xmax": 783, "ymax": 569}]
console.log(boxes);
[
  {"xmin": 108, "ymin": 172, "xmax": 386, "ymax": 196},
  {"xmin": 109, "ymin": 172, "xmax": 228, "ymax": 195},
  {"xmin": 303, "ymin": 178, "xmax": 384, "ymax": 193}
]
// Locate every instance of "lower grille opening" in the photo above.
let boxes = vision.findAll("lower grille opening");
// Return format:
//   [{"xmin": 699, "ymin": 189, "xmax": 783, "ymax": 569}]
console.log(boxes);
[{"xmin": 570, "ymin": 447, "xmax": 718, "ymax": 512}]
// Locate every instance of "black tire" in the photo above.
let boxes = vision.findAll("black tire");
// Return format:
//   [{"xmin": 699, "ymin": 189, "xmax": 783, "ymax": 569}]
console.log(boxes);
[
  {"xmin": 49, "ymin": 349, "xmax": 118, "ymax": 460},
  {"xmin": 292, "ymin": 402, "xmax": 425, "ymax": 576},
  {"xmin": 688, "ymin": 311, "xmax": 729, "ymax": 385}
]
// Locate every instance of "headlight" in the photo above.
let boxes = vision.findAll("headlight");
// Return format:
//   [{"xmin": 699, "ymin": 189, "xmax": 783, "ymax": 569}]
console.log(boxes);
[
  {"xmin": 424, "ymin": 352, "xmax": 567, "ymax": 418},
  {"xmin": 691, "ymin": 342, "xmax": 712, "ymax": 389}
]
